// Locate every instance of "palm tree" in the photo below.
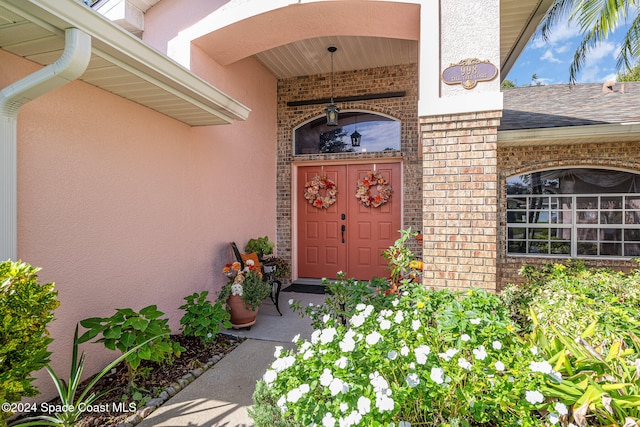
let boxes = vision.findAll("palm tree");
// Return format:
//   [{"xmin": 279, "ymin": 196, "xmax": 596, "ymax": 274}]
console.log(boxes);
[{"xmin": 540, "ymin": 0, "xmax": 640, "ymax": 83}]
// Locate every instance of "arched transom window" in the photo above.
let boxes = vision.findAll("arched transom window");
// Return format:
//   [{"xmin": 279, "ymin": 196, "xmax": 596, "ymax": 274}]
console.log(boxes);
[
  {"xmin": 506, "ymin": 168, "xmax": 640, "ymax": 258},
  {"xmin": 294, "ymin": 111, "xmax": 401, "ymax": 155}
]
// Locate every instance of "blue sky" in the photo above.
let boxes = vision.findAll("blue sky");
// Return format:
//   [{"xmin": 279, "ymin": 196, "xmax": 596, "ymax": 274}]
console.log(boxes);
[{"xmin": 506, "ymin": 18, "xmax": 632, "ymax": 85}]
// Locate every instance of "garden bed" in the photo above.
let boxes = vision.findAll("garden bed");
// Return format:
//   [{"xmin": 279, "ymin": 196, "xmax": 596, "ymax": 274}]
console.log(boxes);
[{"xmin": 11, "ymin": 334, "xmax": 242, "ymax": 427}]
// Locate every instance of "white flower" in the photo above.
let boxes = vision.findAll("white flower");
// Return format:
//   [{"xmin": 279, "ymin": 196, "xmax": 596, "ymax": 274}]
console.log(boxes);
[
  {"xmin": 339, "ymin": 330, "xmax": 357, "ymax": 353},
  {"xmin": 400, "ymin": 346, "xmax": 410, "ymax": 356},
  {"xmin": 530, "ymin": 346, "xmax": 539, "ymax": 355},
  {"xmin": 548, "ymin": 413, "xmax": 560, "ymax": 425},
  {"xmin": 394, "ymin": 311, "xmax": 404, "ymax": 324},
  {"xmin": 322, "ymin": 412, "xmax": 336, "ymax": 427},
  {"xmin": 380, "ymin": 319, "xmax": 391, "ymax": 330},
  {"xmin": 461, "ymin": 334, "xmax": 471, "ymax": 342},
  {"xmin": 329, "ymin": 377, "xmax": 349, "ymax": 396},
  {"xmin": 495, "ymin": 361, "xmax": 505, "ymax": 371},
  {"xmin": 525, "ymin": 390, "xmax": 545, "ymax": 405},
  {"xmin": 311, "ymin": 330, "xmax": 321, "ymax": 344},
  {"xmin": 277, "ymin": 396, "xmax": 287, "ymax": 413},
  {"xmin": 387, "ymin": 350, "xmax": 398, "ymax": 360},
  {"xmin": 323, "ymin": 314, "xmax": 331, "ymax": 323},
  {"xmin": 365, "ymin": 331, "xmax": 383, "ymax": 346},
  {"xmin": 492, "ymin": 340, "xmax": 502, "ymax": 350},
  {"xmin": 292, "ymin": 334, "xmax": 300, "ymax": 342},
  {"xmin": 339, "ymin": 402, "xmax": 348, "ymax": 412},
  {"xmin": 271, "ymin": 355, "xmax": 295, "ymax": 373},
  {"xmin": 335, "ymin": 356, "xmax": 349, "ymax": 369},
  {"xmin": 344, "ymin": 411, "xmax": 362, "ymax": 426},
  {"xmin": 357, "ymin": 396, "xmax": 371, "ymax": 415},
  {"xmin": 369, "ymin": 371, "xmax": 389, "ymax": 392},
  {"xmin": 375, "ymin": 391, "xmax": 395, "ymax": 412},
  {"xmin": 439, "ymin": 348, "xmax": 459, "ymax": 361},
  {"xmin": 350, "ymin": 313, "xmax": 366, "ymax": 328},
  {"xmin": 287, "ymin": 387, "xmax": 304, "ymax": 403},
  {"xmin": 472, "ymin": 345, "xmax": 488, "ymax": 361},
  {"xmin": 406, "ymin": 373, "xmax": 420, "ymax": 387},
  {"xmin": 288, "ymin": 298, "xmax": 294, "ymax": 306},
  {"xmin": 363, "ymin": 305, "xmax": 374, "ymax": 317},
  {"xmin": 356, "ymin": 303, "xmax": 366, "ymax": 311},
  {"xmin": 399, "ymin": 422, "xmax": 411, "ymax": 427},
  {"xmin": 320, "ymin": 368, "xmax": 333, "ymax": 386},
  {"xmin": 392, "ymin": 299, "xmax": 399, "ymax": 307},
  {"xmin": 414, "ymin": 345, "xmax": 431, "ymax": 365},
  {"xmin": 529, "ymin": 360, "xmax": 553, "ymax": 374},
  {"xmin": 302, "ymin": 348, "xmax": 315, "ymax": 360},
  {"xmin": 274, "ymin": 346, "xmax": 283, "ymax": 358},
  {"xmin": 458, "ymin": 357, "xmax": 472, "ymax": 370},
  {"xmin": 263, "ymin": 369, "xmax": 277, "ymax": 384},
  {"xmin": 411, "ymin": 319, "xmax": 420, "ymax": 331},
  {"xmin": 549, "ymin": 370, "xmax": 563, "ymax": 383},
  {"xmin": 430, "ymin": 367, "xmax": 445, "ymax": 384},
  {"xmin": 470, "ymin": 318, "xmax": 481, "ymax": 325},
  {"xmin": 320, "ymin": 327, "xmax": 337, "ymax": 344},
  {"xmin": 555, "ymin": 402, "xmax": 568, "ymax": 416}
]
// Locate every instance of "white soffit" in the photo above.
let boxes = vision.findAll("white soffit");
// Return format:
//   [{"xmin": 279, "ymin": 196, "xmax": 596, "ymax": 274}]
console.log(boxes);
[{"xmin": 0, "ymin": 0, "xmax": 250, "ymax": 126}]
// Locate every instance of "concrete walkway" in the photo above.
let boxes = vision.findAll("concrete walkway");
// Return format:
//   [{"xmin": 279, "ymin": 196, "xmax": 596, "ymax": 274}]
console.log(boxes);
[{"xmin": 135, "ymin": 292, "xmax": 324, "ymax": 427}]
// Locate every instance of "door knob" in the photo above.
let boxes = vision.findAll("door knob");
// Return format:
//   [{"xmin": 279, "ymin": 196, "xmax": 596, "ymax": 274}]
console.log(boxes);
[{"xmin": 341, "ymin": 224, "xmax": 346, "ymax": 243}]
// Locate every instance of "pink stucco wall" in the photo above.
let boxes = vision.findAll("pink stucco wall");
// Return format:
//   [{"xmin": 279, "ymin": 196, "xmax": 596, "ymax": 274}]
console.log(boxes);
[{"xmin": 2, "ymin": 41, "xmax": 276, "ymax": 399}]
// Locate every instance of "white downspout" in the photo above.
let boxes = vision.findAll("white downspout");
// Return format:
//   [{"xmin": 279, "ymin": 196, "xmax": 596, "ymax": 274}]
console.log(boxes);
[{"xmin": 0, "ymin": 28, "xmax": 91, "ymax": 261}]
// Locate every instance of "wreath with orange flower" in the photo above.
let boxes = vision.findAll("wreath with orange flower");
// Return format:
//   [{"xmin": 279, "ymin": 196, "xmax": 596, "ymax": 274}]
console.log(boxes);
[
  {"xmin": 304, "ymin": 175, "xmax": 338, "ymax": 209},
  {"xmin": 355, "ymin": 170, "xmax": 393, "ymax": 208}
]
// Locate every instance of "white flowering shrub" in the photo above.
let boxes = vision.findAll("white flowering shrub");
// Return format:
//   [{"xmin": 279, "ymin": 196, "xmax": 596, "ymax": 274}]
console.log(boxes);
[{"xmin": 252, "ymin": 283, "xmax": 558, "ymax": 427}]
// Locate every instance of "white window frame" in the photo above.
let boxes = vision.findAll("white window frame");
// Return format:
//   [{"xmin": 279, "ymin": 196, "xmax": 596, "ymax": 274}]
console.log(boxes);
[{"xmin": 506, "ymin": 193, "xmax": 640, "ymax": 259}]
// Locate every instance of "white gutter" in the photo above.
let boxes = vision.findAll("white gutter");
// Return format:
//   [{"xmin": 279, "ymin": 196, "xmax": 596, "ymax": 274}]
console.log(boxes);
[
  {"xmin": 0, "ymin": 28, "xmax": 91, "ymax": 261},
  {"xmin": 498, "ymin": 122, "xmax": 640, "ymax": 146}
]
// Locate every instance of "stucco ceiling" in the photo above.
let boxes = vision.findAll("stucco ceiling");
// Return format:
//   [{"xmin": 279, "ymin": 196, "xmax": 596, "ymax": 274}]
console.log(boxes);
[{"xmin": 242, "ymin": 0, "xmax": 553, "ymax": 79}]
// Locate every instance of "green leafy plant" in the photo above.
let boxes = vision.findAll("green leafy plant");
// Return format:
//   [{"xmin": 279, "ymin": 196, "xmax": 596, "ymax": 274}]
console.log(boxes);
[
  {"xmin": 289, "ymin": 272, "xmax": 380, "ymax": 329},
  {"xmin": 218, "ymin": 262, "xmax": 271, "ymax": 311},
  {"xmin": 244, "ymin": 236, "xmax": 274, "ymax": 259},
  {"xmin": 529, "ymin": 309, "xmax": 640, "ymax": 427},
  {"xmin": 78, "ymin": 305, "xmax": 184, "ymax": 388},
  {"xmin": 253, "ymin": 284, "xmax": 549, "ymax": 427},
  {"xmin": 9, "ymin": 326, "xmax": 164, "ymax": 427},
  {"xmin": 382, "ymin": 228, "xmax": 423, "ymax": 286},
  {"xmin": 502, "ymin": 261, "xmax": 640, "ymax": 348},
  {"xmin": 0, "ymin": 261, "xmax": 59, "ymax": 423},
  {"xmin": 179, "ymin": 291, "xmax": 231, "ymax": 343}
]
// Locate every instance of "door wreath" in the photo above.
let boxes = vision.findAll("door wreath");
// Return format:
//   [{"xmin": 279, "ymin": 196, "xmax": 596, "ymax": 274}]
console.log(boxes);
[
  {"xmin": 304, "ymin": 175, "xmax": 338, "ymax": 209},
  {"xmin": 355, "ymin": 170, "xmax": 392, "ymax": 208}
]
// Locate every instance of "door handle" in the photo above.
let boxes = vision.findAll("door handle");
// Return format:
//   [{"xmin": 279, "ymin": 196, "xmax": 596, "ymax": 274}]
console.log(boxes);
[{"xmin": 341, "ymin": 224, "xmax": 346, "ymax": 243}]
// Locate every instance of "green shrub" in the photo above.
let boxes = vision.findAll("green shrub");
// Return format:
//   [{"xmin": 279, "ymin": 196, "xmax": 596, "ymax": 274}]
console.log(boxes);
[
  {"xmin": 288, "ymin": 272, "xmax": 380, "ymax": 330},
  {"xmin": 254, "ymin": 284, "xmax": 550, "ymax": 427},
  {"xmin": 179, "ymin": 291, "xmax": 231, "ymax": 343},
  {"xmin": 0, "ymin": 261, "xmax": 59, "ymax": 422},
  {"xmin": 529, "ymin": 311, "xmax": 640, "ymax": 426},
  {"xmin": 78, "ymin": 305, "xmax": 184, "ymax": 388},
  {"xmin": 501, "ymin": 261, "xmax": 640, "ymax": 348}
]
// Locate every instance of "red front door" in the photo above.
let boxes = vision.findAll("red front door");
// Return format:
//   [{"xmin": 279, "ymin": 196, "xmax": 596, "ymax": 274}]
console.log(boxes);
[{"xmin": 297, "ymin": 163, "xmax": 401, "ymax": 280}]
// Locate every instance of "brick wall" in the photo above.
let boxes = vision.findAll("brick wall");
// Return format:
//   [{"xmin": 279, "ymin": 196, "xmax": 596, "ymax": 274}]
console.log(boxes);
[
  {"xmin": 420, "ymin": 111, "xmax": 501, "ymax": 291},
  {"xmin": 497, "ymin": 141, "xmax": 640, "ymax": 290},
  {"xmin": 277, "ymin": 64, "xmax": 421, "ymax": 276}
]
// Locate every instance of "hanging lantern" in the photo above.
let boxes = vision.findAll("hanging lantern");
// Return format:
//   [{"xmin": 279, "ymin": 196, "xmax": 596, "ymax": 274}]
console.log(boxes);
[{"xmin": 325, "ymin": 46, "xmax": 339, "ymax": 126}]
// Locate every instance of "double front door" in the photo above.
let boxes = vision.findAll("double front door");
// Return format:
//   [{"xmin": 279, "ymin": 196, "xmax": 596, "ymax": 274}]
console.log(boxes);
[{"xmin": 296, "ymin": 163, "xmax": 401, "ymax": 281}]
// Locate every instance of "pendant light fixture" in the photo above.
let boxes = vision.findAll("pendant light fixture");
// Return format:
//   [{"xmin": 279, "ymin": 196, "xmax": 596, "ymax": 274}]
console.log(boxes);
[
  {"xmin": 350, "ymin": 114, "xmax": 361, "ymax": 147},
  {"xmin": 325, "ymin": 46, "xmax": 339, "ymax": 126}
]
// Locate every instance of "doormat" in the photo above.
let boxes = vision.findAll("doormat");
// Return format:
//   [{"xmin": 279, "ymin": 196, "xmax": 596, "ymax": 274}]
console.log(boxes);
[{"xmin": 281, "ymin": 284, "xmax": 329, "ymax": 294}]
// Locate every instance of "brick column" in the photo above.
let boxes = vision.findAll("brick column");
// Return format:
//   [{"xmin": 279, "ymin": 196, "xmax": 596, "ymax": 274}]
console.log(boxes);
[{"xmin": 420, "ymin": 111, "xmax": 500, "ymax": 291}]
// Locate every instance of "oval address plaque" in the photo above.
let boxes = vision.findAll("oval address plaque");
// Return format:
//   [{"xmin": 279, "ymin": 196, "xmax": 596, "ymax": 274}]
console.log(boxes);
[{"xmin": 441, "ymin": 58, "xmax": 498, "ymax": 90}]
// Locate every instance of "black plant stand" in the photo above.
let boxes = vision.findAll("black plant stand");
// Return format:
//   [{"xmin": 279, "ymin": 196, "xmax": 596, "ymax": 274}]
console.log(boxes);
[{"xmin": 263, "ymin": 263, "xmax": 282, "ymax": 316}]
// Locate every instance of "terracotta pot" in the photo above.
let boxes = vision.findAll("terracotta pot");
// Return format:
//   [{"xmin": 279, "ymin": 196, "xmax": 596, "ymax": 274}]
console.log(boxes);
[{"xmin": 226, "ymin": 294, "xmax": 259, "ymax": 329}]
